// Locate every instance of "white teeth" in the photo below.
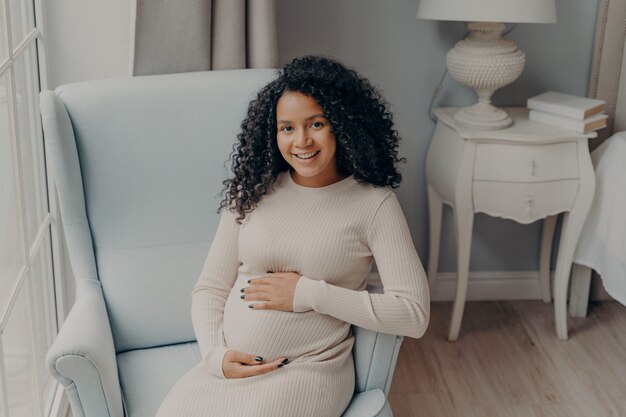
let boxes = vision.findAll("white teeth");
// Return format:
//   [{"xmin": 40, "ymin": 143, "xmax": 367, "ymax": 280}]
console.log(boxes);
[{"xmin": 295, "ymin": 151, "xmax": 319, "ymax": 159}]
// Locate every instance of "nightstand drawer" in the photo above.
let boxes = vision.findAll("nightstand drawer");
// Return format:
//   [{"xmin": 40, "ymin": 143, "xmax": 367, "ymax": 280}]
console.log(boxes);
[
  {"xmin": 474, "ymin": 142, "xmax": 579, "ymax": 182},
  {"xmin": 473, "ymin": 180, "xmax": 579, "ymax": 223}
]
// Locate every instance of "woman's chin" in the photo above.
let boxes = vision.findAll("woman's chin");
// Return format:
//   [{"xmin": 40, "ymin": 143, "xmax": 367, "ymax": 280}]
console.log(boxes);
[{"xmin": 291, "ymin": 168, "xmax": 319, "ymax": 177}]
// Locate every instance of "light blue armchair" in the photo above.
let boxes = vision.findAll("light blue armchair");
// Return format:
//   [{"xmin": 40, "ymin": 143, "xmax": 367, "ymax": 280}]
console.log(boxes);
[{"xmin": 41, "ymin": 70, "xmax": 403, "ymax": 417}]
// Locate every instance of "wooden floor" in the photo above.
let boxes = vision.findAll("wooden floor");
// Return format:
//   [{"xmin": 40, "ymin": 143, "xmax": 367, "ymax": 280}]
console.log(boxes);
[{"xmin": 388, "ymin": 301, "xmax": 626, "ymax": 417}]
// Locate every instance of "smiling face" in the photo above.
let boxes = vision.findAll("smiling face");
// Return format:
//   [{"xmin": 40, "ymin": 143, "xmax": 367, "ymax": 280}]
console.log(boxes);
[{"xmin": 276, "ymin": 91, "xmax": 344, "ymax": 187}]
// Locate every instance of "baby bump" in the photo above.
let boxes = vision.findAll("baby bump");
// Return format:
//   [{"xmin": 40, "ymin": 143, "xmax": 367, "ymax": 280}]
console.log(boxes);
[{"xmin": 223, "ymin": 274, "xmax": 350, "ymax": 360}]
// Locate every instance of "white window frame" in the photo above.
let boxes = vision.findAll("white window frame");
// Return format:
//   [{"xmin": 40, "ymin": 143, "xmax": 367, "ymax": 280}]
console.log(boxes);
[{"xmin": 0, "ymin": 0, "xmax": 68, "ymax": 416}]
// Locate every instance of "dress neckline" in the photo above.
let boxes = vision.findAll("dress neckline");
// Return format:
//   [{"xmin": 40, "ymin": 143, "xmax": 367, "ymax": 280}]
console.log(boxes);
[{"xmin": 282, "ymin": 170, "xmax": 355, "ymax": 195}]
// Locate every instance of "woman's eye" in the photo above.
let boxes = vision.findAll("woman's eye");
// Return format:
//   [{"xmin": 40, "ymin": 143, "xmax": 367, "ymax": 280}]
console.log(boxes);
[
  {"xmin": 280, "ymin": 126, "xmax": 293, "ymax": 132},
  {"xmin": 311, "ymin": 121, "xmax": 323, "ymax": 129}
]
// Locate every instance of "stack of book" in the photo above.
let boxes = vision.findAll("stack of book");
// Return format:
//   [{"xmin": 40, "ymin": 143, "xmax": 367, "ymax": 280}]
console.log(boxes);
[{"xmin": 527, "ymin": 91, "xmax": 608, "ymax": 134}]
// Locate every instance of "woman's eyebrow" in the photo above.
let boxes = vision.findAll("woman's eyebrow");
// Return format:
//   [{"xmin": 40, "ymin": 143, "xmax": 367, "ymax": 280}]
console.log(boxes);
[{"xmin": 277, "ymin": 114, "xmax": 326, "ymax": 124}]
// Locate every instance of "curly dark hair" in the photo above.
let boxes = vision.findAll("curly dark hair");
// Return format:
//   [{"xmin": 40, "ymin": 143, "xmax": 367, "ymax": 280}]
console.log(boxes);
[{"xmin": 218, "ymin": 55, "xmax": 407, "ymax": 223}]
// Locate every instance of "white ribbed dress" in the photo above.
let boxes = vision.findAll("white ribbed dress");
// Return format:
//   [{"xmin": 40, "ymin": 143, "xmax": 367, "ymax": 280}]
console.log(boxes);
[{"xmin": 155, "ymin": 170, "xmax": 430, "ymax": 417}]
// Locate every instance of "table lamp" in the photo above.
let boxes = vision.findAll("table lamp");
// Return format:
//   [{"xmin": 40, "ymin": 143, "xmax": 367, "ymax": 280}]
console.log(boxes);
[{"xmin": 417, "ymin": 0, "xmax": 557, "ymax": 130}]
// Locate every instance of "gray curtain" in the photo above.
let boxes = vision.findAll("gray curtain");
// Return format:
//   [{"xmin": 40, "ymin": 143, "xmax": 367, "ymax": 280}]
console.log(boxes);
[{"xmin": 133, "ymin": 0, "xmax": 277, "ymax": 75}]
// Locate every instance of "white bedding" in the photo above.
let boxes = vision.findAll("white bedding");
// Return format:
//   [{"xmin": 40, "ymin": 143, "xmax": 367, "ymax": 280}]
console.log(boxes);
[{"xmin": 574, "ymin": 131, "xmax": 626, "ymax": 305}]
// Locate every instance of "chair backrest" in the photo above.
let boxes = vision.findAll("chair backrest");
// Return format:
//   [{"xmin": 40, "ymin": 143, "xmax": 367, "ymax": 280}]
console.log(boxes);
[{"xmin": 45, "ymin": 70, "xmax": 277, "ymax": 352}]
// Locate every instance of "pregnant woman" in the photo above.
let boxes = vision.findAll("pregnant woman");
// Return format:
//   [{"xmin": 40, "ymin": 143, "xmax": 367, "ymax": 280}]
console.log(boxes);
[{"xmin": 155, "ymin": 55, "xmax": 430, "ymax": 417}]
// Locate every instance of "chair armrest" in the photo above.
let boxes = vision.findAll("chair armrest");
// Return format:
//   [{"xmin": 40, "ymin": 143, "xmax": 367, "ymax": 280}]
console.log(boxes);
[
  {"xmin": 353, "ymin": 327, "xmax": 404, "ymax": 394},
  {"xmin": 46, "ymin": 281, "xmax": 123, "ymax": 417},
  {"xmin": 341, "ymin": 389, "xmax": 389, "ymax": 417},
  {"xmin": 353, "ymin": 282, "xmax": 404, "ymax": 395}
]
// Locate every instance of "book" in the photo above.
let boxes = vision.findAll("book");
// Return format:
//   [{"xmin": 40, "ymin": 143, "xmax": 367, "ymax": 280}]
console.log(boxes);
[
  {"xmin": 529, "ymin": 110, "xmax": 608, "ymax": 133},
  {"xmin": 527, "ymin": 91, "xmax": 605, "ymax": 120}
]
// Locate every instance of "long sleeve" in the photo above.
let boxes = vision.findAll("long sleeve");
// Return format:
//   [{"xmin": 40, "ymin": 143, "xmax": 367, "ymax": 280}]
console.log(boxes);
[
  {"xmin": 292, "ymin": 191, "xmax": 430, "ymax": 339},
  {"xmin": 191, "ymin": 207, "xmax": 240, "ymax": 378}
]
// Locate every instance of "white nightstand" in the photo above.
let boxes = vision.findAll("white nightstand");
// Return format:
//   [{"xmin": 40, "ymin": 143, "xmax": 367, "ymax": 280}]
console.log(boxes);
[{"xmin": 426, "ymin": 107, "xmax": 596, "ymax": 341}]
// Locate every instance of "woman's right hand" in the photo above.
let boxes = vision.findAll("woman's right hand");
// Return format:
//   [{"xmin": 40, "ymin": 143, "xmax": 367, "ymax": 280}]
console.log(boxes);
[{"xmin": 222, "ymin": 349, "xmax": 289, "ymax": 379}]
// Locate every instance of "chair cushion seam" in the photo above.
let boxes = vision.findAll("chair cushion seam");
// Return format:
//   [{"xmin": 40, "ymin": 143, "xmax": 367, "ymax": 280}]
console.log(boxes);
[{"xmin": 96, "ymin": 240, "xmax": 209, "ymax": 251}]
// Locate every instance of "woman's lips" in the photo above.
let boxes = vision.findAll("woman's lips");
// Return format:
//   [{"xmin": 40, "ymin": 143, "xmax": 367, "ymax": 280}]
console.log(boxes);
[{"xmin": 293, "ymin": 150, "xmax": 320, "ymax": 163}]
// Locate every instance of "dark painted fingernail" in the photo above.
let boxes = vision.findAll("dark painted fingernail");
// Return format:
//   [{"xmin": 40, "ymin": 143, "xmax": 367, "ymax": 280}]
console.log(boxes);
[
  {"xmin": 248, "ymin": 305, "xmax": 253, "ymax": 309},
  {"xmin": 281, "ymin": 358, "xmax": 289, "ymax": 365},
  {"xmin": 255, "ymin": 356, "xmax": 263, "ymax": 362},
  {"xmin": 240, "ymin": 288, "xmax": 245, "ymax": 293},
  {"xmin": 278, "ymin": 363, "xmax": 284, "ymax": 368},
  {"xmin": 240, "ymin": 294, "xmax": 245, "ymax": 299},
  {"xmin": 247, "ymin": 279, "xmax": 251, "ymax": 283}
]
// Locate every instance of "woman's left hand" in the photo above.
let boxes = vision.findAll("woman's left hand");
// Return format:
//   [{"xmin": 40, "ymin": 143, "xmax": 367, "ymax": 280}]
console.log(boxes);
[{"xmin": 241, "ymin": 272, "xmax": 301, "ymax": 312}]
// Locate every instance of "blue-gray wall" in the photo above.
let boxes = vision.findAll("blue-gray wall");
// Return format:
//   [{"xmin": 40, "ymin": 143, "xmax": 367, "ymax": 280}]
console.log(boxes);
[{"xmin": 276, "ymin": 0, "xmax": 599, "ymax": 274}]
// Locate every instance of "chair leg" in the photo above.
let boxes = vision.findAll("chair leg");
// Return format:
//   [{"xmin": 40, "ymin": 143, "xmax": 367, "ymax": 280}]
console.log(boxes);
[
  {"xmin": 539, "ymin": 215, "xmax": 557, "ymax": 303},
  {"xmin": 569, "ymin": 263, "xmax": 592, "ymax": 318},
  {"xmin": 427, "ymin": 183, "xmax": 443, "ymax": 293},
  {"xmin": 448, "ymin": 205, "xmax": 474, "ymax": 342}
]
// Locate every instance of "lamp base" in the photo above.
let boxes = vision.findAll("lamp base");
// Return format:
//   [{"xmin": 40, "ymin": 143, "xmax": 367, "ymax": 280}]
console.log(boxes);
[
  {"xmin": 453, "ymin": 102, "xmax": 512, "ymax": 130},
  {"xmin": 446, "ymin": 22, "xmax": 524, "ymax": 131}
]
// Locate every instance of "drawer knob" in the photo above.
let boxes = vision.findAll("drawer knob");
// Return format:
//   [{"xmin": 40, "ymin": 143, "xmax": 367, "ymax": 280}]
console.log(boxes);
[
  {"xmin": 525, "ymin": 195, "xmax": 534, "ymax": 214},
  {"xmin": 528, "ymin": 159, "xmax": 536, "ymax": 176}
]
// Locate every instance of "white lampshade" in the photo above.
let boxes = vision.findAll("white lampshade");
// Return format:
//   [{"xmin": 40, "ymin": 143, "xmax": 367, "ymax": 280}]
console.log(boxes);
[{"xmin": 417, "ymin": 0, "xmax": 557, "ymax": 24}]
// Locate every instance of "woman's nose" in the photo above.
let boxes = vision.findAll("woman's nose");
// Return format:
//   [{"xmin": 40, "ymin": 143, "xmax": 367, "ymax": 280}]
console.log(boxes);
[{"xmin": 295, "ymin": 129, "xmax": 312, "ymax": 146}]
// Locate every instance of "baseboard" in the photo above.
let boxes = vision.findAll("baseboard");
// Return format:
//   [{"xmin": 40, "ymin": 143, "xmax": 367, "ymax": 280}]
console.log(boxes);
[
  {"xmin": 49, "ymin": 382, "xmax": 70, "ymax": 417},
  {"xmin": 367, "ymin": 270, "xmax": 612, "ymax": 302},
  {"xmin": 429, "ymin": 271, "xmax": 547, "ymax": 302}
]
